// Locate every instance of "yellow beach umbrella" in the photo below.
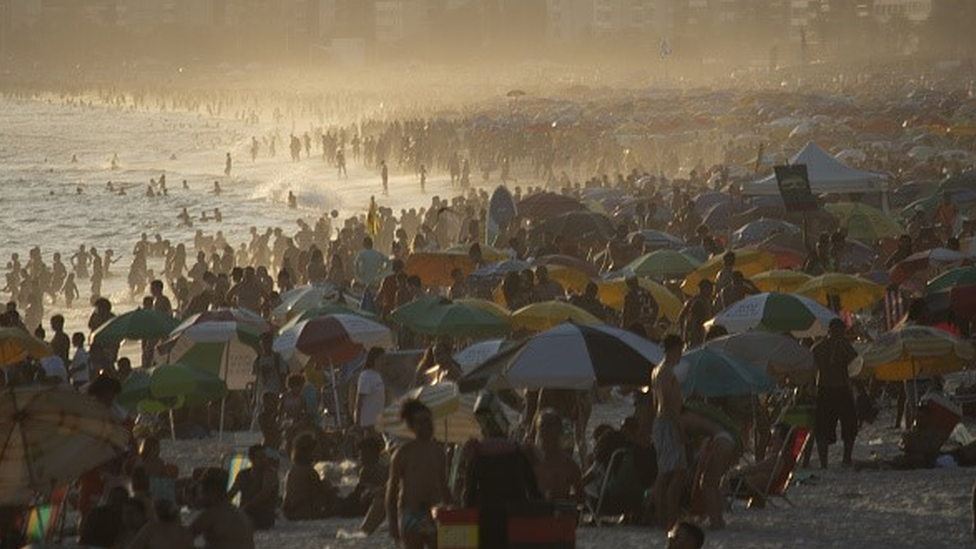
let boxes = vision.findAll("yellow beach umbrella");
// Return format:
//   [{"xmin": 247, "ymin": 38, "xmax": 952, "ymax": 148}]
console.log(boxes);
[
  {"xmin": 0, "ymin": 328, "xmax": 52, "ymax": 368},
  {"xmin": 681, "ymin": 249, "xmax": 776, "ymax": 295},
  {"xmin": 511, "ymin": 301, "xmax": 603, "ymax": 332},
  {"xmin": 546, "ymin": 265, "xmax": 593, "ymax": 293},
  {"xmin": 824, "ymin": 202, "xmax": 903, "ymax": 241},
  {"xmin": 794, "ymin": 273, "xmax": 884, "ymax": 311},
  {"xmin": 750, "ymin": 269, "xmax": 813, "ymax": 293},
  {"xmin": 596, "ymin": 278, "xmax": 682, "ymax": 323},
  {"xmin": 857, "ymin": 324, "xmax": 974, "ymax": 382}
]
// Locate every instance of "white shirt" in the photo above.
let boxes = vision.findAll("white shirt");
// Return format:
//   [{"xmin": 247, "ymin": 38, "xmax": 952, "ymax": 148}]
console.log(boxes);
[
  {"xmin": 356, "ymin": 368, "xmax": 386, "ymax": 428},
  {"xmin": 69, "ymin": 347, "xmax": 90, "ymax": 384},
  {"xmin": 39, "ymin": 356, "xmax": 69, "ymax": 385}
]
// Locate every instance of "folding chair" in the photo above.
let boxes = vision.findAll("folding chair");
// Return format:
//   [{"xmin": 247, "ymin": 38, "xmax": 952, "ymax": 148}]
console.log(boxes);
[
  {"xmin": 584, "ymin": 449, "xmax": 643, "ymax": 527},
  {"xmin": 23, "ymin": 485, "xmax": 68, "ymax": 543},
  {"xmin": 763, "ymin": 426, "xmax": 811, "ymax": 507},
  {"xmin": 224, "ymin": 449, "xmax": 251, "ymax": 506},
  {"xmin": 728, "ymin": 426, "xmax": 810, "ymax": 508}
]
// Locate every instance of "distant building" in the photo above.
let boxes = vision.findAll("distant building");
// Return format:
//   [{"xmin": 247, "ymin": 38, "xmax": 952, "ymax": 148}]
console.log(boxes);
[{"xmin": 872, "ymin": 0, "xmax": 932, "ymax": 23}]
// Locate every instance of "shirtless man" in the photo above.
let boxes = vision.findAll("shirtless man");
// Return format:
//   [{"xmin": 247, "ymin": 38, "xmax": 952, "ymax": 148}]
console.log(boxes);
[
  {"xmin": 532, "ymin": 409, "xmax": 582, "ymax": 503},
  {"xmin": 386, "ymin": 400, "xmax": 450, "ymax": 549},
  {"xmin": 651, "ymin": 334, "xmax": 688, "ymax": 530},
  {"xmin": 189, "ymin": 469, "xmax": 255, "ymax": 549},
  {"xmin": 225, "ymin": 267, "xmax": 267, "ymax": 312}
]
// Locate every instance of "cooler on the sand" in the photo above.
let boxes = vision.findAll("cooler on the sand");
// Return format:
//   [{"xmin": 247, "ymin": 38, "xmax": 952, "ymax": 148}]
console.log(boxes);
[
  {"xmin": 921, "ymin": 392, "xmax": 962, "ymax": 438},
  {"xmin": 435, "ymin": 508, "xmax": 480, "ymax": 549},
  {"xmin": 506, "ymin": 502, "xmax": 576, "ymax": 549}
]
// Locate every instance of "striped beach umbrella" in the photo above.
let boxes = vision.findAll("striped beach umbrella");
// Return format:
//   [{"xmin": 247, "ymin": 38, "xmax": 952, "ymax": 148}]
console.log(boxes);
[
  {"xmin": 857, "ymin": 324, "xmax": 974, "ymax": 382},
  {"xmin": 274, "ymin": 314, "xmax": 392, "ymax": 368},
  {"xmin": 706, "ymin": 292, "xmax": 838, "ymax": 338},
  {"xmin": 378, "ymin": 382, "xmax": 490, "ymax": 444},
  {"xmin": 459, "ymin": 322, "xmax": 664, "ymax": 391},
  {"xmin": 0, "ymin": 386, "xmax": 129, "ymax": 505}
]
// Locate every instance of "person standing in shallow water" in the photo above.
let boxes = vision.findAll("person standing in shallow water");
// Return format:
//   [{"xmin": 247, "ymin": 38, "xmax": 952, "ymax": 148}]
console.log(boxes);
[
  {"xmin": 224, "ymin": 152, "xmax": 232, "ymax": 176},
  {"xmin": 381, "ymin": 161, "xmax": 389, "ymax": 196}
]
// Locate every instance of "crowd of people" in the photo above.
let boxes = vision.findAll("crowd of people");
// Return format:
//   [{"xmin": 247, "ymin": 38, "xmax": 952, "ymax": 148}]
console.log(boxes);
[{"xmin": 4, "ymin": 66, "xmax": 976, "ymax": 548}]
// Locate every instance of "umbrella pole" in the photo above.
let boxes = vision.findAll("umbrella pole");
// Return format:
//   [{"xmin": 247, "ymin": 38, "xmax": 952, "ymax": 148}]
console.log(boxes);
[
  {"xmin": 330, "ymin": 358, "xmax": 342, "ymax": 428},
  {"xmin": 168, "ymin": 409, "xmax": 176, "ymax": 442},
  {"xmin": 219, "ymin": 399, "xmax": 226, "ymax": 441}
]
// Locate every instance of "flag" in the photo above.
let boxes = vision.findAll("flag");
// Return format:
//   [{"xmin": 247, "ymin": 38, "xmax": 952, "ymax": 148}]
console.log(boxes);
[
  {"xmin": 366, "ymin": 196, "xmax": 379, "ymax": 237},
  {"xmin": 660, "ymin": 38, "xmax": 672, "ymax": 58}
]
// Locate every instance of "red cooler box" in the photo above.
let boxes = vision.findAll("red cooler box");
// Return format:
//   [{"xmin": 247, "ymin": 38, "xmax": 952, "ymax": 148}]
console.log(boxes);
[
  {"xmin": 435, "ymin": 508, "xmax": 479, "ymax": 549},
  {"xmin": 921, "ymin": 392, "xmax": 962, "ymax": 438},
  {"xmin": 507, "ymin": 502, "xmax": 576, "ymax": 549}
]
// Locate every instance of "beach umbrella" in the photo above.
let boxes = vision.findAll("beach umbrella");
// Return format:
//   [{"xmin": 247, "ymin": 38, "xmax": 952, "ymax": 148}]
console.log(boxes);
[
  {"xmin": 676, "ymin": 348, "xmax": 776, "ymax": 398},
  {"xmin": 706, "ymin": 292, "xmax": 838, "ymax": 337},
  {"xmin": 391, "ymin": 297, "xmax": 510, "ymax": 338},
  {"xmin": 377, "ymin": 382, "xmax": 491, "ymax": 444},
  {"xmin": 117, "ymin": 362, "xmax": 227, "ymax": 413},
  {"xmin": 157, "ymin": 308, "xmax": 271, "ymax": 380},
  {"xmin": 624, "ymin": 250, "xmax": 701, "ymax": 279},
  {"xmin": 274, "ymin": 314, "xmax": 393, "ymax": 367},
  {"xmin": 453, "ymin": 339, "xmax": 514, "ymax": 375},
  {"xmin": 856, "ymin": 324, "xmax": 974, "ymax": 382},
  {"xmin": 0, "ymin": 328, "xmax": 52, "ymax": 368},
  {"xmin": 926, "ymin": 266, "xmax": 976, "ymax": 293},
  {"xmin": 280, "ymin": 303, "xmax": 377, "ymax": 331},
  {"xmin": 682, "ymin": 249, "xmax": 777, "ymax": 295},
  {"xmin": 271, "ymin": 284, "xmax": 343, "ymax": 324},
  {"xmin": 596, "ymin": 278, "xmax": 682, "ymax": 322},
  {"xmin": 824, "ymin": 202, "xmax": 902, "ymax": 241},
  {"xmin": 405, "ymin": 252, "xmax": 475, "ymax": 288},
  {"xmin": 794, "ymin": 274, "xmax": 885, "ymax": 311},
  {"xmin": 731, "ymin": 218, "xmax": 801, "ymax": 248},
  {"xmin": 535, "ymin": 211, "xmax": 614, "ymax": 240},
  {"xmin": 517, "ymin": 192, "xmax": 583, "ymax": 220},
  {"xmin": 630, "ymin": 230, "xmax": 685, "ymax": 250},
  {"xmin": 511, "ymin": 301, "xmax": 603, "ymax": 332},
  {"xmin": 702, "ymin": 332, "xmax": 815, "ymax": 384},
  {"xmin": 889, "ymin": 248, "xmax": 967, "ymax": 286},
  {"xmin": 749, "ymin": 270, "xmax": 813, "ymax": 293},
  {"xmin": 471, "ymin": 259, "xmax": 532, "ymax": 279},
  {"xmin": 91, "ymin": 308, "xmax": 180, "ymax": 345},
  {"xmin": 459, "ymin": 323, "xmax": 664, "ymax": 391},
  {"xmin": 0, "ymin": 386, "xmax": 129, "ymax": 505}
]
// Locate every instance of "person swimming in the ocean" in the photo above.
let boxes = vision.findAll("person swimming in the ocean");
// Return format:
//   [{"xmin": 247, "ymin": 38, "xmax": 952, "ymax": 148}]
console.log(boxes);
[
  {"xmin": 288, "ymin": 191, "xmax": 297, "ymax": 209},
  {"xmin": 213, "ymin": 181, "xmax": 222, "ymax": 196}
]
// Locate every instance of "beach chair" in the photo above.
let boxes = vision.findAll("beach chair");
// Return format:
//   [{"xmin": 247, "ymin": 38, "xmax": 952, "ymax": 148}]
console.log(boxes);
[
  {"xmin": 584, "ymin": 449, "xmax": 644, "ymax": 527},
  {"xmin": 224, "ymin": 449, "xmax": 251, "ymax": 506},
  {"xmin": 729, "ymin": 426, "xmax": 810, "ymax": 508},
  {"xmin": 23, "ymin": 485, "xmax": 68, "ymax": 543}
]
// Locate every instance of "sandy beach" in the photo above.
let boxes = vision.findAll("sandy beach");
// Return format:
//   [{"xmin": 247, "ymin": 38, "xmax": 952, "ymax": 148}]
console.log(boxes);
[{"xmin": 155, "ymin": 400, "xmax": 975, "ymax": 549}]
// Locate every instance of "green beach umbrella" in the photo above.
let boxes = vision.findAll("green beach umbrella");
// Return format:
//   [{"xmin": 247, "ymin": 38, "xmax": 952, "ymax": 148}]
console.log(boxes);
[
  {"xmin": 391, "ymin": 296, "xmax": 510, "ymax": 338},
  {"xmin": 118, "ymin": 363, "xmax": 227, "ymax": 413},
  {"xmin": 624, "ymin": 250, "xmax": 701, "ymax": 279},
  {"xmin": 92, "ymin": 308, "xmax": 179, "ymax": 344},
  {"xmin": 926, "ymin": 267, "xmax": 976, "ymax": 294},
  {"xmin": 824, "ymin": 202, "xmax": 902, "ymax": 241},
  {"xmin": 677, "ymin": 347, "xmax": 776, "ymax": 398}
]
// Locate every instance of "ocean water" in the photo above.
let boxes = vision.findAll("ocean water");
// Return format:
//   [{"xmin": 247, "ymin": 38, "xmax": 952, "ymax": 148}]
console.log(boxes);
[{"xmin": 0, "ymin": 95, "xmax": 448, "ymax": 332}]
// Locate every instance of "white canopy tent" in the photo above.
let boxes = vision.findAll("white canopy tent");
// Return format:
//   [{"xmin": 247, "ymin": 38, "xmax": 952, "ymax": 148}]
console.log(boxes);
[{"xmin": 742, "ymin": 142, "xmax": 889, "ymax": 197}]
